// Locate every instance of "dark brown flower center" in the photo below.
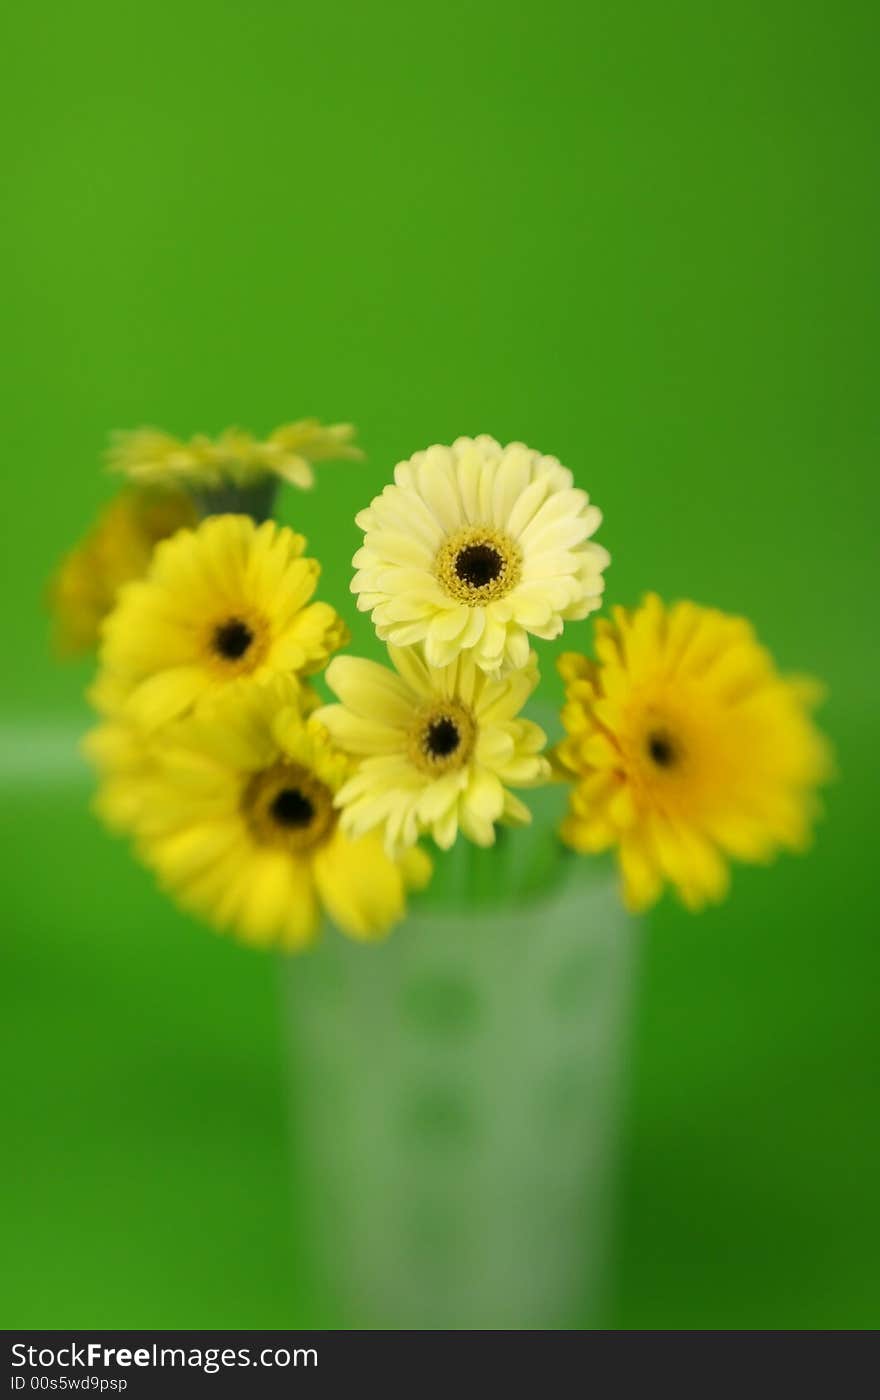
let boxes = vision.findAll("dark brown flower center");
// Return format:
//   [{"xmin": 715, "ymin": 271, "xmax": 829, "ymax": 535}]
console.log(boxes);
[
  {"xmin": 409, "ymin": 699, "xmax": 476, "ymax": 774},
  {"xmin": 647, "ymin": 731, "xmax": 678, "ymax": 768},
  {"xmin": 454, "ymin": 543, "xmax": 503, "ymax": 589},
  {"xmin": 426, "ymin": 716, "xmax": 461, "ymax": 758},
  {"xmin": 270, "ymin": 787, "xmax": 315, "ymax": 829},
  {"xmin": 242, "ymin": 761, "xmax": 335, "ymax": 852},
  {"xmin": 213, "ymin": 618, "xmax": 254, "ymax": 661},
  {"xmin": 435, "ymin": 526, "xmax": 522, "ymax": 605}
]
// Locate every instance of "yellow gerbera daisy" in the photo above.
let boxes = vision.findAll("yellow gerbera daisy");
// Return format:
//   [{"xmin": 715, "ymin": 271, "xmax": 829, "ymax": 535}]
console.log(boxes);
[
  {"xmin": 113, "ymin": 677, "xmax": 431, "ymax": 948},
  {"xmin": 351, "ymin": 435, "xmax": 609, "ymax": 675},
  {"xmin": 49, "ymin": 487, "xmax": 196, "ymax": 655},
  {"xmin": 99, "ymin": 514, "xmax": 348, "ymax": 732},
  {"xmin": 555, "ymin": 594, "xmax": 833, "ymax": 912},
  {"xmin": 108, "ymin": 419, "xmax": 363, "ymax": 490},
  {"xmin": 315, "ymin": 646, "xmax": 551, "ymax": 853},
  {"xmin": 83, "ymin": 670, "xmax": 161, "ymax": 833}
]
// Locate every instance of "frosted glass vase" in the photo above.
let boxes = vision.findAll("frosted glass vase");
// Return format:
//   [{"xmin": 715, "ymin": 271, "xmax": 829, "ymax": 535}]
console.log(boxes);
[{"xmin": 283, "ymin": 849, "xmax": 638, "ymax": 1330}]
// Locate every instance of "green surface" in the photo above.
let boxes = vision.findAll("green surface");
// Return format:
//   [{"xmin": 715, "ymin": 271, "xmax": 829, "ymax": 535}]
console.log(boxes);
[{"xmin": 2, "ymin": 0, "xmax": 877, "ymax": 1328}]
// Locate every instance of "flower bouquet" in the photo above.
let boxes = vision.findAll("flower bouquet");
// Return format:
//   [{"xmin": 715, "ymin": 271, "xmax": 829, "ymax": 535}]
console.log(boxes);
[{"xmin": 51, "ymin": 423, "xmax": 831, "ymax": 1327}]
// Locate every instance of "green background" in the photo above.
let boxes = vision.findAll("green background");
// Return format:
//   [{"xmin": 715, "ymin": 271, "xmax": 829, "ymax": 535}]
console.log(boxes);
[{"xmin": 2, "ymin": 0, "xmax": 877, "ymax": 1328}]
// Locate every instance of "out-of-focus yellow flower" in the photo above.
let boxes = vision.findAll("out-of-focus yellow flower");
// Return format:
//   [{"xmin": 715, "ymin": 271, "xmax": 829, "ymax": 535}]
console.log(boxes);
[
  {"xmin": 108, "ymin": 420, "xmax": 363, "ymax": 491},
  {"xmin": 88, "ymin": 675, "xmax": 431, "ymax": 949},
  {"xmin": 82, "ymin": 670, "xmax": 164, "ymax": 834},
  {"xmin": 352, "ymin": 435, "xmax": 609, "ymax": 676},
  {"xmin": 555, "ymin": 594, "xmax": 833, "ymax": 912},
  {"xmin": 97, "ymin": 514, "xmax": 348, "ymax": 732},
  {"xmin": 49, "ymin": 487, "xmax": 196, "ymax": 655},
  {"xmin": 316, "ymin": 645, "xmax": 551, "ymax": 853}
]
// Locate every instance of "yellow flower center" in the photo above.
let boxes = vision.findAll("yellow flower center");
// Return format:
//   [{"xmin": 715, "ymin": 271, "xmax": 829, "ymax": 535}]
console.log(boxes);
[
  {"xmin": 242, "ymin": 762, "xmax": 336, "ymax": 853},
  {"xmin": 206, "ymin": 610, "xmax": 269, "ymax": 676},
  {"xmin": 435, "ymin": 526, "xmax": 522, "ymax": 605},
  {"xmin": 617, "ymin": 707, "xmax": 709, "ymax": 816},
  {"xmin": 408, "ymin": 700, "xmax": 476, "ymax": 775}
]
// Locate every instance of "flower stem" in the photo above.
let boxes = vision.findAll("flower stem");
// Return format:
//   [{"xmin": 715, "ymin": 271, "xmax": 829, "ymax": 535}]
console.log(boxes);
[{"xmin": 190, "ymin": 476, "xmax": 280, "ymax": 522}]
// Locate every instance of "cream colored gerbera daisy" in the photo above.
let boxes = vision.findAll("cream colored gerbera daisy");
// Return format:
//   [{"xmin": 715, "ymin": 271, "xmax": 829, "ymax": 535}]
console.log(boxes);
[
  {"xmin": 99, "ymin": 514, "xmax": 348, "ymax": 732},
  {"xmin": 115, "ymin": 677, "xmax": 430, "ymax": 948},
  {"xmin": 351, "ymin": 435, "xmax": 609, "ymax": 675},
  {"xmin": 315, "ymin": 646, "xmax": 551, "ymax": 853},
  {"xmin": 555, "ymin": 594, "xmax": 833, "ymax": 912},
  {"xmin": 108, "ymin": 419, "xmax": 363, "ymax": 490}
]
